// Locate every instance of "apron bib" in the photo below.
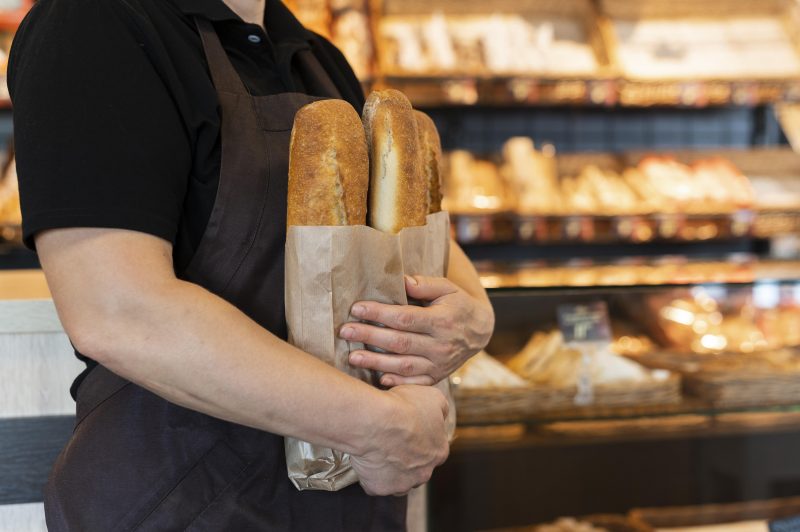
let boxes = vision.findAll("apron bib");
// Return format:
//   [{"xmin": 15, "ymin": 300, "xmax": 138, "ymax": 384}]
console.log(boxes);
[{"xmin": 43, "ymin": 18, "xmax": 406, "ymax": 532}]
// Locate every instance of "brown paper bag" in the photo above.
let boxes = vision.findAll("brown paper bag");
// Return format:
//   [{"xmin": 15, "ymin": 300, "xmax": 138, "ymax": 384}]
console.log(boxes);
[{"xmin": 284, "ymin": 211, "xmax": 456, "ymax": 491}]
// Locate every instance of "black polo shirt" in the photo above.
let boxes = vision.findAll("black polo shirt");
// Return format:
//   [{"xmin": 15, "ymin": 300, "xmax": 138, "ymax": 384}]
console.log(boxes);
[
  {"xmin": 9, "ymin": 0, "xmax": 365, "ymax": 397},
  {"xmin": 10, "ymin": 0, "xmax": 364, "ymax": 261}
]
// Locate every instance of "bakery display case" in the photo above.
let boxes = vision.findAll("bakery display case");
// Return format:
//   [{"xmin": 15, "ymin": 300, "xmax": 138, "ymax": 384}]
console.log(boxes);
[
  {"xmin": 326, "ymin": 0, "xmax": 800, "ymax": 526},
  {"xmin": 0, "ymin": 0, "xmax": 797, "ymax": 529}
]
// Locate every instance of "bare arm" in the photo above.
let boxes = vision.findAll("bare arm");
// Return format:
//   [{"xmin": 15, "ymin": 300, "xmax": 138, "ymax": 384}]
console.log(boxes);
[
  {"xmin": 37, "ymin": 227, "xmax": 449, "ymax": 495},
  {"xmin": 446, "ymin": 239, "xmax": 491, "ymax": 304}
]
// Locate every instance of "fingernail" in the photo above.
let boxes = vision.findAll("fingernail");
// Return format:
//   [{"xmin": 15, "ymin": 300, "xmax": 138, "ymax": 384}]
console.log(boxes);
[
  {"xmin": 381, "ymin": 376, "xmax": 394, "ymax": 386},
  {"xmin": 405, "ymin": 275, "xmax": 418, "ymax": 286},
  {"xmin": 350, "ymin": 353, "xmax": 363, "ymax": 364},
  {"xmin": 341, "ymin": 326, "xmax": 355, "ymax": 339},
  {"xmin": 352, "ymin": 304, "xmax": 366, "ymax": 317}
]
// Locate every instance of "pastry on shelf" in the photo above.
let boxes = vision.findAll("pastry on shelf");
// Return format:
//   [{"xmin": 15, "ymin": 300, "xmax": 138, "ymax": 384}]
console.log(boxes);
[
  {"xmin": 611, "ymin": 332, "xmax": 656, "ymax": 358},
  {"xmin": 652, "ymin": 290, "xmax": 782, "ymax": 355},
  {"xmin": 501, "ymin": 137, "xmax": 562, "ymax": 216},
  {"xmin": 611, "ymin": 16, "xmax": 800, "ymax": 80},
  {"xmin": 691, "ymin": 158, "xmax": 754, "ymax": 210},
  {"xmin": 533, "ymin": 517, "xmax": 607, "ymax": 532},
  {"xmin": 451, "ymin": 351, "xmax": 529, "ymax": 389},
  {"xmin": 569, "ymin": 165, "xmax": 642, "ymax": 216},
  {"xmin": 330, "ymin": 4, "xmax": 373, "ymax": 80},
  {"xmin": 506, "ymin": 330, "xmax": 655, "ymax": 388},
  {"xmin": 443, "ymin": 150, "xmax": 510, "ymax": 214},
  {"xmin": 377, "ymin": 13, "xmax": 598, "ymax": 77}
]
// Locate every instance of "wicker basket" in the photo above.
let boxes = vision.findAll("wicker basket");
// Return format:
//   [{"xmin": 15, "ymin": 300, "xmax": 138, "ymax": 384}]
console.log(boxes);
[
  {"xmin": 630, "ymin": 496, "xmax": 800, "ymax": 529},
  {"xmin": 453, "ymin": 374, "xmax": 681, "ymax": 425},
  {"xmin": 684, "ymin": 370, "xmax": 800, "ymax": 408}
]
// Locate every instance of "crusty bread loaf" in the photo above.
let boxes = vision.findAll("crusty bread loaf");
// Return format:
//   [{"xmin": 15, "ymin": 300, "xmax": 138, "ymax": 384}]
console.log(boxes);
[
  {"xmin": 362, "ymin": 91, "xmax": 427, "ymax": 234},
  {"xmin": 414, "ymin": 110, "xmax": 443, "ymax": 214},
  {"xmin": 361, "ymin": 89, "xmax": 412, "ymax": 149},
  {"xmin": 288, "ymin": 99, "xmax": 369, "ymax": 227}
]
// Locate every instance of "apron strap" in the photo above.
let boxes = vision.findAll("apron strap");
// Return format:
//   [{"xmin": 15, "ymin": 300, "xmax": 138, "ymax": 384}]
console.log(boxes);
[{"xmin": 195, "ymin": 17, "xmax": 249, "ymax": 96}]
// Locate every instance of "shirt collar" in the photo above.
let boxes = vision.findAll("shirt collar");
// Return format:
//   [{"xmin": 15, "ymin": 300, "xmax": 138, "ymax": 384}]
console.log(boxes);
[{"xmin": 171, "ymin": 0, "xmax": 314, "ymax": 42}]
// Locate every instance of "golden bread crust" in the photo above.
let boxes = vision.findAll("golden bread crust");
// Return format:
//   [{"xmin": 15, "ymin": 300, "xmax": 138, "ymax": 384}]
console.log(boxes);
[
  {"xmin": 362, "ymin": 89, "xmax": 413, "ymax": 149},
  {"xmin": 366, "ymin": 98, "xmax": 426, "ymax": 234},
  {"xmin": 288, "ymin": 99, "xmax": 369, "ymax": 226},
  {"xmin": 413, "ymin": 110, "xmax": 443, "ymax": 214}
]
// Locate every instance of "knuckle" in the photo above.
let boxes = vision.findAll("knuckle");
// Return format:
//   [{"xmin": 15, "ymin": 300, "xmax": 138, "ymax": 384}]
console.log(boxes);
[
  {"xmin": 396, "ymin": 311, "xmax": 415, "ymax": 329},
  {"xmin": 436, "ymin": 315, "xmax": 455, "ymax": 330},
  {"xmin": 391, "ymin": 335, "xmax": 412, "ymax": 355},
  {"xmin": 398, "ymin": 358, "xmax": 416, "ymax": 376}
]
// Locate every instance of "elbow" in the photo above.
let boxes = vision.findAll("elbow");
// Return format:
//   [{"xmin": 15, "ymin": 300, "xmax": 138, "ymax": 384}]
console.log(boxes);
[
  {"xmin": 66, "ymin": 312, "xmax": 121, "ymax": 367},
  {"xmin": 58, "ymin": 287, "xmax": 160, "ymax": 367}
]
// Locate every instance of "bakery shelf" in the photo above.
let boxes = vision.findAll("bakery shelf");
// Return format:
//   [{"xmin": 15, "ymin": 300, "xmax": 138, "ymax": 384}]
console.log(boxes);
[
  {"xmin": 476, "ymin": 259, "xmax": 800, "ymax": 290},
  {"xmin": 453, "ymin": 393, "xmax": 800, "ymax": 430},
  {"xmin": 452, "ymin": 401, "xmax": 800, "ymax": 444},
  {"xmin": 452, "ymin": 211, "xmax": 763, "ymax": 246},
  {"xmin": 378, "ymin": 76, "xmax": 800, "ymax": 108}
]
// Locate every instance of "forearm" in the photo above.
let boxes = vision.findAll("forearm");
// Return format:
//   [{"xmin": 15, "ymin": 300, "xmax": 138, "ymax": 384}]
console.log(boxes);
[
  {"xmin": 447, "ymin": 239, "xmax": 491, "ymax": 307},
  {"xmin": 91, "ymin": 279, "xmax": 385, "ymax": 455},
  {"xmin": 38, "ymin": 229, "xmax": 387, "ymax": 457}
]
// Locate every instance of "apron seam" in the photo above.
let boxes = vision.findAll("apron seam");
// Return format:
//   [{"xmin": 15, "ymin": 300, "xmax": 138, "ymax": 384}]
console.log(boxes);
[
  {"xmin": 127, "ymin": 441, "xmax": 237, "ymax": 532},
  {"xmin": 74, "ymin": 381, "xmax": 132, "ymax": 429},
  {"xmin": 181, "ymin": 455, "xmax": 256, "ymax": 531}
]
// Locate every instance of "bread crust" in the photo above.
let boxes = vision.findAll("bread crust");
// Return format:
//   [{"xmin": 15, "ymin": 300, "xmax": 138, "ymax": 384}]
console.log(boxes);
[
  {"xmin": 288, "ymin": 99, "xmax": 369, "ymax": 226},
  {"xmin": 364, "ymin": 96, "xmax": 427, "ymax": 234},
  {"xmin": 413, "ymin": 110, "xmax": 443, "ymax": 214},
  {"xmin": 362, "ymin": 89, "xmax": 413, "ymax": 149}
]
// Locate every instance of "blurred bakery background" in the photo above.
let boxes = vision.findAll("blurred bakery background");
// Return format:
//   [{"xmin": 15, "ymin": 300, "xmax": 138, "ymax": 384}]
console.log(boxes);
[{"xmin": 4, "ymin": 0, "xmax": 800, "ymax": 531}]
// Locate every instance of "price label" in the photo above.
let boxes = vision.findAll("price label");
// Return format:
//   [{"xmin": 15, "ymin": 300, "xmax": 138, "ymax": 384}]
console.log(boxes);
[
  {"xmin": 558, "ymin": 302, "xmax": 612, "ymax": 407},
  {"xmin": 557, "ymin": 302, "xmax": 612, "ymax": 344}
]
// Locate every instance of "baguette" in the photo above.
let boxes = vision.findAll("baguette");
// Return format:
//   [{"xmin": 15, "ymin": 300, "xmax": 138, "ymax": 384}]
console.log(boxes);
[
  {"xmin": 414, "ymin": 110, "xmax": 443, "ymax": 214},
  {"xmin": 287, "ymin": 99, "xmax": 369, "ymax": 226},
  {"xmin": 362, "ymin": 90, "xmax": 427, "ymax": 233},
  {"xmin": 361, "ymin": 88, "xmax": 412, "ymax": 148}
]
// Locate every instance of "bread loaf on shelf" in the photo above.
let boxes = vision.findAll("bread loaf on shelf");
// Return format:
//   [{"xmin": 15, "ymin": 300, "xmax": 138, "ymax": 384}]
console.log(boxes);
[
  {"xmin": 414, "ymin": 110, "xmax": 444, "ymax": 214},
  {"xmin": 287, "ymin": 99, "xmax": 369, "ymax": 227},
  {"xmin": 362, "ymin": 90, "xmax": 427, "ymax": 233}
]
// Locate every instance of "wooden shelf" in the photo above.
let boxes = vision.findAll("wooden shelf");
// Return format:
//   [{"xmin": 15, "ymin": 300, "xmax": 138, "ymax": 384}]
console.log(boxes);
[
  {"xmin": 376, "ymin": 76, "xmax": 800, "ymax": 108},
  {"xmin": 450, "ymin": 210, "xmax": 794, "ymax": 246}
]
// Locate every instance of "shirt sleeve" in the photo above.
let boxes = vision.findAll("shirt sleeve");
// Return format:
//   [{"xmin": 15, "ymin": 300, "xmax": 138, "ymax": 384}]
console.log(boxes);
[{"xmin": 9, "ymin": 0, "xmax": 192, "ymax": 250}]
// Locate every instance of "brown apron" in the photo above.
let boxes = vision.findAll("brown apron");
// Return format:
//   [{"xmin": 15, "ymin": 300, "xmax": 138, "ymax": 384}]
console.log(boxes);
[{"xmin": 43, "ymin": 18, "xmax": 407, "ymax": 532}]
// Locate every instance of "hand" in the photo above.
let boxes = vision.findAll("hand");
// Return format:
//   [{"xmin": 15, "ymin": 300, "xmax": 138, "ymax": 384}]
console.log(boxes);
[
  {"xmin": 339, "ymin": 275, "xmax": 495, "ymax": 386},
  {"xmin": 351, "ymin": 384, "xmax": 450, "ymax": 496}
]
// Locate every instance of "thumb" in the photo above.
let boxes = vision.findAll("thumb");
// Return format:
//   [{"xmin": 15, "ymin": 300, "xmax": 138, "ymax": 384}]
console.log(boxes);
[{"xmin": 405, "ymin": 275, "xmax": 458, "ymax": 302}]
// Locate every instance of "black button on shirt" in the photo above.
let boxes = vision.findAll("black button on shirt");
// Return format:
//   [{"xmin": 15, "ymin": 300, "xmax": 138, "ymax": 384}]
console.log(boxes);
[{"xmin": 9, "ymin": 0, "xmax": 365, "ymax": 397}]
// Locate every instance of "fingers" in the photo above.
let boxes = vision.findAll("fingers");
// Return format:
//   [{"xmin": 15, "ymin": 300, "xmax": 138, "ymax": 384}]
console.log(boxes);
[
  {"xmin": 348, "ymin": 350, "xmax": 437, "ymax": 380},
  {"xmin": 350, "ymin": 301, "xmax": 433, "ymax": 333},
  {"xmin": 379, "ymin": 373, "xmax": 437, "ymax": 387},
  {"xmin": 404, "ymin": 275, "xmax": 458, "ymax": 302},
  {"xmin": 340, "ymin": 321, "xmax": 443, "ymax": 356}
]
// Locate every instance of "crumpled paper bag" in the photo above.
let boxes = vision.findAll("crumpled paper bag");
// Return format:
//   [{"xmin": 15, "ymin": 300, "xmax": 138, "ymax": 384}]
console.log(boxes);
[{"xmin": 284, "ymin": 211, "xmax": 457, "ymax": 491}]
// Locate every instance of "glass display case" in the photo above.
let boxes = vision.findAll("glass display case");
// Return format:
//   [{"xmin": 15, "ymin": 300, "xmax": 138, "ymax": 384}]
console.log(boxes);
[{"xmin": 429, "ymin": 270, "xmax": 800, "ymax": 531}]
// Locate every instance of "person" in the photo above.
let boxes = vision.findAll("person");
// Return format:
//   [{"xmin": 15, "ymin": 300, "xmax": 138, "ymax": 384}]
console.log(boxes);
[{"xmin": 9, "ymin": 0, "xmax": 495, "ymax": 530}]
